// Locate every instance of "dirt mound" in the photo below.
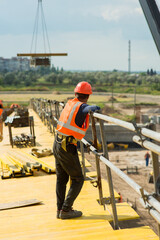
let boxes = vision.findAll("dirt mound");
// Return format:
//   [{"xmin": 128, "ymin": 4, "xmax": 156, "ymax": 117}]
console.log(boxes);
[
  {"xmin": 102, "ymin": 105, "xmax": 121, "ymax": 115},
  {"xmin": 108, "ymin": 96, "xmax": 117, "ymax": 102}
]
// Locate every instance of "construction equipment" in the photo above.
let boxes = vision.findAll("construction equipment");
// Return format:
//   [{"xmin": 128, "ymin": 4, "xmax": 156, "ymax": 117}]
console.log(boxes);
[
  {"xmin": 139, "ymin": 0, "xmax": 160, "ymax": 55},
  {"xmin": 127, "ymin": 165, "xmax": 138, "ymax": 174},
  {"xmin": 5, "ymin": 108, "xmax": 29, "ymax": 128},
  {"xmin": 148, "ymin": 171, "xmax": 154, "ymax": 183},
  {"xmin": 8, "ymin": 116, "xmax": 36, "ymax": 148},
  {"xmin": 107, "ymin": 143, "xmax": 128, "ymax": 150},
  {"xmin": 31, "ymin": 148, "xmax": 52, "ymax": 158}
]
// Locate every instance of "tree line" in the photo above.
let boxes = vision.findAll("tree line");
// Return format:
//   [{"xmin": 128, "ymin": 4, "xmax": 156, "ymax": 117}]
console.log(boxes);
[{"xmin": 0, "ymin": 66, "xmax": 160, "ymax": 94}]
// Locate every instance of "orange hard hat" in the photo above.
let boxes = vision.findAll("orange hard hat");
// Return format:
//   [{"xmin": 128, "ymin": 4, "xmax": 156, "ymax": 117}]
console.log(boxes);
[{"xmin": 74, "ymin": 81, "xmax": 92, "ymax": 95}]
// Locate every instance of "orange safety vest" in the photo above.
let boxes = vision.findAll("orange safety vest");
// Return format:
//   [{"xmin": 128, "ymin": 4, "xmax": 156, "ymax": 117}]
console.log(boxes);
[{"xmin": 56, "ymin": 98, "xmax": 89, "ymax": 140}]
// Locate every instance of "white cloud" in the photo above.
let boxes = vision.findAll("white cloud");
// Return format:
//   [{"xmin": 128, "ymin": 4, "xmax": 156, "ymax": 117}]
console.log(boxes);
[
  {"xmin": 0, "ymin": 0, "xmax": 159, "ymax": 71},
  {"xmin": 48, "ymin": 30, "xmax": 160, "ymax": 72},
  {"xmin": 101, "ymin": 5, "xmax": 142, "ymax": 22}
]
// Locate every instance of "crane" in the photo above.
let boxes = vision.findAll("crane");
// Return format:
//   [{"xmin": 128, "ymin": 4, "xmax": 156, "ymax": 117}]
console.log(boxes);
[
  {"xmin": 17, "ymin": 0, "xmax": 67, "ymax": 67},
  {"xmin": 139, "ymin": 0, "xmax": 160, "ymax": 55}
]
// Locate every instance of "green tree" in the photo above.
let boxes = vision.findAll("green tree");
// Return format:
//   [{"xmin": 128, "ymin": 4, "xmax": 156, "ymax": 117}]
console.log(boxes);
[{"xmin": 3, "ymin": 73, "xmax": 16, "ymax": 85}]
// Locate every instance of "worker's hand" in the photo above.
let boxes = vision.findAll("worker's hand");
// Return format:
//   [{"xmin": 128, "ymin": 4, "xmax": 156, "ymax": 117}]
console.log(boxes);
[
  {"xmin": 95, "ymin": 106, "xmax": 101, "ymax": 113},
  {"xmin": 95, "ymin": 106, "xmax": 100, "ymax": 111},
  {"xmin": 89, "ymin": 106, "xmax": 100, "ymax": 113}
]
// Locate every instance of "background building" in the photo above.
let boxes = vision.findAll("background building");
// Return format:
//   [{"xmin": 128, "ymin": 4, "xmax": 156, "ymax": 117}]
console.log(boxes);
[{"xmin": 0, "ymin": 57, "xmax": 30, "ymax": 72}]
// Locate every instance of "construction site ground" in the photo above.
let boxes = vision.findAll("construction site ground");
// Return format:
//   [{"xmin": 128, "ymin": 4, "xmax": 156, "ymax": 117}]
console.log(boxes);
[{"xmin": 86, "ymin": 149, "xmax": 157, "ymax": 234}]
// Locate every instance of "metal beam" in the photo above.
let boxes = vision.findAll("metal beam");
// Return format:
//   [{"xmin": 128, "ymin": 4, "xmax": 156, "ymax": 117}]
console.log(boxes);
[
  {"xmin": 17, "ymin": 53, "xmax": 68, "ymax": 57},
  {"xmin": 139, "ymin": 0, "xmax": 160, "ymax": 55}
]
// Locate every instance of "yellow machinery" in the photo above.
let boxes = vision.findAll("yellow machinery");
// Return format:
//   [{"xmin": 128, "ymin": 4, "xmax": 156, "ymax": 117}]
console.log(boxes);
[
  {"xmin": 148, "ymin": 171, "xmax": 154, "ymax": 183},
  {"xmin": 107, "ymin": 143, "xmax": 128, "ymax": 150}
]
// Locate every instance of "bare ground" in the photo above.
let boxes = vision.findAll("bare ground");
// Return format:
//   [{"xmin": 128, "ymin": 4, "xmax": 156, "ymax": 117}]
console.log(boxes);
[{"xmin": 86, "ymin": 149, "xmax": 159, "ymax": 235}]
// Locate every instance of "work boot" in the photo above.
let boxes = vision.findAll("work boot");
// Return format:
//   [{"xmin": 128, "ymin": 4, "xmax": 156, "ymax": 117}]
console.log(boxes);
[
  {"xmin": 56, "ymin": 210, "xmax": 60, "ymax": 219},
  {"xmin": 59, "ymin": 209, "xmax": 82, "ymax": 219}
]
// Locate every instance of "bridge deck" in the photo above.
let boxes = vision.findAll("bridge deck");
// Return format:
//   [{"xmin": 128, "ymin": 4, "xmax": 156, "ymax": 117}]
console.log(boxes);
[{"xmin": 0, "ymin": 109, "xmax": 158, "ymax": 239}]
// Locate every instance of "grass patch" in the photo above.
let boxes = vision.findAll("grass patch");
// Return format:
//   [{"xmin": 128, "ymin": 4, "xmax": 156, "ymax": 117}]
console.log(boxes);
[
  {"xmin": 109, "ymin": 113, "xmax": 136, "ymax": 122},
  {"xmin": 125, "ymin": 102, "xmax": 158, "ymax": 108}
]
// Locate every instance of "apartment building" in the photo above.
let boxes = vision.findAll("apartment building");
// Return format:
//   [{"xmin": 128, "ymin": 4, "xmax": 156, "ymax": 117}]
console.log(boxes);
[{"xmin": 0, "ymin": 57, "xmax": 30, "ymax": 71}]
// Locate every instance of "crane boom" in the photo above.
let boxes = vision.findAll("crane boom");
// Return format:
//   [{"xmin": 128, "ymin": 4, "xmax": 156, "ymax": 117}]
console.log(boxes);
[{"xmin": 139, "ymin": 0, "xmax": 160, "ymax": 55}]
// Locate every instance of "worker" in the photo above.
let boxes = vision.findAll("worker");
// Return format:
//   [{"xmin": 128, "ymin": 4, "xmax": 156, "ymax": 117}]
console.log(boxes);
[
  {"xmin": 145, "ymin": 151, "xmax": 150, "ymax": 167},
  {"xmin": 0, "ymin": 100, "xmax": 3, "ymax": 109},
  {"xmin": 53, "ymin": 81, "xmax": 100, "ymax": 219}
]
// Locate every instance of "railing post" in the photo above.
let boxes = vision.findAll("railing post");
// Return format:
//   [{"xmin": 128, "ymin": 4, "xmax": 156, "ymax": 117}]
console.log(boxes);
[
  {"xmin": 151, "ymin": 151, "xmax": 160, "ymax": 239},
  {"xmin": 99, "ymin": 119, "xmax": 119, "ymax": 230},
  {"xmin": 151, "ymin": 152, "xmax": 160, "ymax": 195},
  {"xmin": 90, "ymin": 113, "xmax": 104, "ymax": 206},
  {"xmin": 56, "ymin": 101, "xmax": 60, "ymax": 119},
  {"xmin": 55, "ymin": 102, "xmax": 58, "ymax": 120}
]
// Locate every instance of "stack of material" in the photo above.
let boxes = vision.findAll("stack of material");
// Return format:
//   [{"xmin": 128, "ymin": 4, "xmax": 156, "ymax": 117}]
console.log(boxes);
[
  {"xmin": 0, "ymin": 148, "xmax": 57, "ymax": 178},
  {"xmin": 8, "ymin": 151, "xmax": 42, "ymax": 173},
  {"xmin": 0, "ymin": 150, "xmax": 42, "ymax": 179},
  {"xmin": 25, "ymin": 150, "xmax": 55, "ymax": 173},
  {"xmin": 0, "ymin": 154, "xmax": 33, "ymax": 179},
  {"xmin": 12, "ymin": 133, "xmax": 35, "ymax": 147}
]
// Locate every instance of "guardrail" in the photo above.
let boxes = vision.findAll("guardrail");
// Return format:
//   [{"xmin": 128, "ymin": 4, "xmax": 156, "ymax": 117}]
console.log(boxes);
[{"xmin": 30, "ymin": 98, "xmax": 160, "ymax": 238}]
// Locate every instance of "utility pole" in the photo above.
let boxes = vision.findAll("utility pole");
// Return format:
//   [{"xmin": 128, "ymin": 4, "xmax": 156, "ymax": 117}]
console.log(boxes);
[{"xmin": 128, "ymin": 40, "xmax": 131, "ymax": 73}]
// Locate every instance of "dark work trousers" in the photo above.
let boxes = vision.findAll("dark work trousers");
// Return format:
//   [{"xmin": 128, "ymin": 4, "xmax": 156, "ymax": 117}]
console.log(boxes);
[{"xmin": 53, "ymin": 138, "xmax": 84, "ymax": 211}]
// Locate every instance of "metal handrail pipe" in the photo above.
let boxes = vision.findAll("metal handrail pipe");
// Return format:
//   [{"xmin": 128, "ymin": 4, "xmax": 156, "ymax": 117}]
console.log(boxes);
[
  {"xmin": 93, "ymin": 112, "xmax": 135, "ymax": 131},
  {"xmin": 59, "ymin": 102, "xmax": 65, "ymax": 107},
  {"xmin": 82, "ymin": 138, "xmax": 160, "ymax": 214},
  {"xmin": 93, "ymin": 112, "xmax": 160, "ymax": 143},
  {"xmin": 141, "ymin": 128, "xmax": 160, "ymax": 142},
  {"xmin": 133, "ymin": 135, "xmax": 160, "ymax": 156},
  {"xmin": 139, "ymin": 198, "xmax": 160, "ymax": 225},
  {"xmin": 81, "ymin": 138, "xmax": 98, "ymax": 154},
  {"xmin": 99, "ymin": 154, "xmax": 160, "ymax": 214}
]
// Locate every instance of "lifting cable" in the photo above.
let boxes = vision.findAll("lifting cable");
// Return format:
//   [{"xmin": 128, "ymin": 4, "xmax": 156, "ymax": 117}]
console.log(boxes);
[{"xmin": 30, "ymin": 0, "xmax": 51, "ymax": 54}]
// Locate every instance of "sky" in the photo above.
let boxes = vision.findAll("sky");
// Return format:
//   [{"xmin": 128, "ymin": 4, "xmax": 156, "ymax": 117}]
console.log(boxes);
[{"xmin": 0, "ymin": 0, "xmax": 160, "ymax": 72}]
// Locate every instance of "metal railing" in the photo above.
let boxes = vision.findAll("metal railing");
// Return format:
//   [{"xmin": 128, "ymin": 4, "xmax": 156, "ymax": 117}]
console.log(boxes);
[{"xmin": 30, "ymin": 98, "xmax": 160, "ymax": 238}]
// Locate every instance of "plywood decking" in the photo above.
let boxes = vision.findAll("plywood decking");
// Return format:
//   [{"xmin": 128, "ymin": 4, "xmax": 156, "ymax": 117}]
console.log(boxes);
[{"xmin": 0, "ymin": 108, "xmax": 158, "ymax": 239}]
